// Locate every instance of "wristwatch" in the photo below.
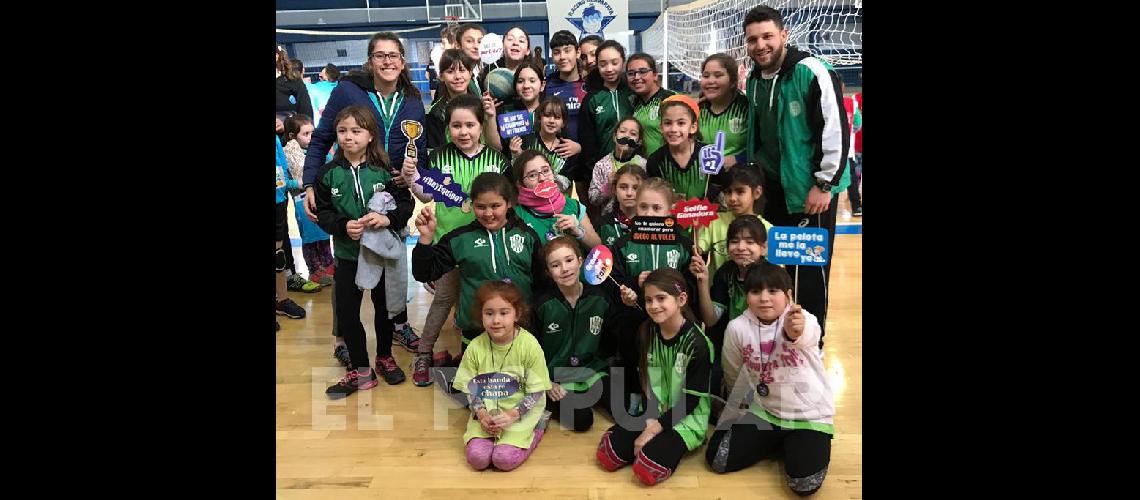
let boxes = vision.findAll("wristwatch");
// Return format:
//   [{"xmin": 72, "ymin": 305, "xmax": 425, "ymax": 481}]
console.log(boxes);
[{"xmin": 814, "ymin": 179, "xmax": 832, "ymax": 192}]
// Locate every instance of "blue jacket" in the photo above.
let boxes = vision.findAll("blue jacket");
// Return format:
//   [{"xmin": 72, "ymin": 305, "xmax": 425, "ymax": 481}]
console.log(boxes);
[
  {"xmin": 302, "ymin": 72, "xmax": 428, "ymax": 186},
  {"xmin": 276, "ymin": 136, "xmax": 299, "ymax": 203}
]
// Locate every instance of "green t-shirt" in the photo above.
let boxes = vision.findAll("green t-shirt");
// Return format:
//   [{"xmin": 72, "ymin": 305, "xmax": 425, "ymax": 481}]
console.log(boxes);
[
  {"xmin": 699, "ymin": 93, "xmax": 750, "ymax": 159},
  {"xmin": 631, "ymin": 87, "xmax": 677, "ymax": 158},
  {"xmin": 696, "ymin": 212, "xmax": 774, "ymax": 279},
  {"xmin": 453, "ymin": 328, "xmax": 552, "ymax": 448},
  {"xmin": 427, "ymin": 144, "xmax": 510, "ymax": 243}
]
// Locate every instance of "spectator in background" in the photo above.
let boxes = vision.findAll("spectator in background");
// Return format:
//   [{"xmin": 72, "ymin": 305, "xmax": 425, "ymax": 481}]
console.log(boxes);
[
  {"xmin": 853, "ymin": 81, "xmax": 862, "ymax": 215},
  {"xmin": 841, "ymin": 81, "xmax": 862, "ymax": 217},
  {"xmin": 320, "ymin": 63, "xmax": 341, "ymax": 82},
  {"xmin": 276, "ymin": 45, "xmax": 313, "ymax": 140},
  {"xmin": 290, "ymin": 58, "xmax": 306, "ymax": 82}
]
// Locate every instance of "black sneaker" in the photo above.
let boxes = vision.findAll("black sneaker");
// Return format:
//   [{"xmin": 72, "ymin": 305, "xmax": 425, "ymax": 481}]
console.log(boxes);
[
  {"xmin": 851, "ymin": 208, "xmax": 862, "ymax": 217},
  {"xmin": 275, "ymin": 298, "xmax": 306, "ymax": 319},
  {"xmin": 325, "ymin": 368, "xmax": 378, "ymax": 400},
  {"xmin": 333, "ymin": 344, "xmax": 351, "ymax": 368},
  {"xmin": 375, "ymin": 356, "xmax": 406, "ymax": 385}
]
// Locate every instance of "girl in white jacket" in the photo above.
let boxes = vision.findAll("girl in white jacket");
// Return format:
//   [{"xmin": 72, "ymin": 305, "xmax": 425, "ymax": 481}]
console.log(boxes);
[{"xmin": 706, "ymin": 262, "xmax": 835, "ymax": 497}]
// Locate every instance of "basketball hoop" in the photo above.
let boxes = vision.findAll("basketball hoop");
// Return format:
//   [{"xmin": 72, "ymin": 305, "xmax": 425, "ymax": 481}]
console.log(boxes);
[{"xmin": 443, "ymin": 15, "xmax": 459, "ymax": 25}]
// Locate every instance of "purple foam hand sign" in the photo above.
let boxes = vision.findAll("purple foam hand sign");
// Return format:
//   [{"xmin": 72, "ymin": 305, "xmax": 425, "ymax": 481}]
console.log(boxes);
[
  {"xmin": 415, "ymin": 168, "xmax": 469, "ymax": 208},
  {"xmin": 700, "ymin": 130, "xmax": 726, "ymax": 175}
]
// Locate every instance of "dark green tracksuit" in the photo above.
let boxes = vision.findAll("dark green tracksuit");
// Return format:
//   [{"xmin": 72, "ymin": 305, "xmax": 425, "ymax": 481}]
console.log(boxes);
[
  {"xmin": 313, "ymin": 156, "xmax": 413, "ymax": 369},
  {"xmin": 411, "ymin": 214, "xmax": 548, "ymax": 346}
]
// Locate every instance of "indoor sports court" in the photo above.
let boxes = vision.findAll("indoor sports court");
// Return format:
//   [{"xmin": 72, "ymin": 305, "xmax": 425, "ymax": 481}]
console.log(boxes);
[{"xmin": 277, "ymin": 1, "xmax": 861, "ymax": 497}]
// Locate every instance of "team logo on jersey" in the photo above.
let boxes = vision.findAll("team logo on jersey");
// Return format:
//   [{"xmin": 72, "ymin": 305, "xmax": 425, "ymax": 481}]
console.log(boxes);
[
  {"xmin": 649, "ymin": 105, "xmax": 659, "ymax": 121},
  {"xmin": 474, "ymin": 238, "xmax": 488, "ymax": 248},
  {"xmin": 674, "ymin": 353, "xmax": 688, "ymax": 374},
  {"xmin": 788, "ymin": 101, "xmax": 802, "ymax": 117},
  {"xmin": 666, "ymin": 249, "xmax": 680, "ymax": 268},
  {"xmin": 331, "ymin": 187, "xmax": 341, "ymax": 197},
  {"xmin": 626, "ymin": 253, "xmax": 639, "ymax": 263},
  {"xmin": 729, "ymin": 117, "xmax": 745, "ymax": 134},
  {"xmin": 441, "ymin": 165, "xmax": 454, "ymax": 175},
  {"xmin": 605, "ymin": 236, "xmax": 615, "ymax": 245},
  {"xmin": 595, "ymin": 105, "xmax": 604, "ymax": 114},
  {"xmin": 589, "ymin": 316, "xmax": 602, "ymax": 336},
  {"xmin": 510, "ymin": 234, "xmax": 525, "ymax": 254},
  {"xmin": 547, "ymin": 323, "xmax": 561, "ymax": 333},
  {"xmin": 372, "ymin": 182, "xmax": 385, "ymax": 193}
]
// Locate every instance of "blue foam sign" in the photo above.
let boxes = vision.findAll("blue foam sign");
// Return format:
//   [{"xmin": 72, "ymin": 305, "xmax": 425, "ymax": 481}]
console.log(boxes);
[
  {"xmin": 767, "ymin": 226, "xmax": 830, "ymax": 266},
  {"xmin": 497, "ymin": 110, "xmax": 532, "ymax": 139},
  {"xmin": 415, "ymin": 168, "xmax": 469, "ymax": 208},
  {"xmin": 468, "ymin": 372, "xmax": 520, "ymax": 400},
  {"xmin": 699, "ymin": 130, "xmax": 726, "ymax": 175}
]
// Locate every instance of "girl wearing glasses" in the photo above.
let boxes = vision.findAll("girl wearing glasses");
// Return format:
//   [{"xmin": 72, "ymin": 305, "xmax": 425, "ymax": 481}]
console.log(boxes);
[
  {"xmin": 301, "ymin": 31, "xmax": 429, "ymax": 366},
  {"xmin": 626, "ymin": 53, "xmax": 677, "ymax": 158},
  {"xmin": 508, "ymin": 97, "xmax": 580, "ymax": 198},
  {"xmin": 511, "ymin": 150, "xmax": 601, "ymax": 249}
]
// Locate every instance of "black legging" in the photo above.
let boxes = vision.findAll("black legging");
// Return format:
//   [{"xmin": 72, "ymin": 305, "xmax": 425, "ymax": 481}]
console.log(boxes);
[
  {"xmin": 598, "ymin": 424, "xmax": 689, "ymax": 484},
  {"xmin": 706, "ymin": 411, "xmax": 832, "ymax": 496},
  {"xmin": 334, "ymin": 258, "xmax": 394, "ymax": 368}
]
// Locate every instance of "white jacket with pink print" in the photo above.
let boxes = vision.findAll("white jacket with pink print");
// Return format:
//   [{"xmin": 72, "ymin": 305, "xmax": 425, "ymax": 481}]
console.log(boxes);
[{"xmin": 722, "ymin": 305, "xmax": 836, "ymax": 434}]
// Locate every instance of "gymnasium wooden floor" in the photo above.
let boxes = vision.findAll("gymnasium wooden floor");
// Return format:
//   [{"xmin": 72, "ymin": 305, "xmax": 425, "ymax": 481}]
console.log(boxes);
[{"xmin": 276, "ymin": 196, "xmax": 862, "ymax": 499}]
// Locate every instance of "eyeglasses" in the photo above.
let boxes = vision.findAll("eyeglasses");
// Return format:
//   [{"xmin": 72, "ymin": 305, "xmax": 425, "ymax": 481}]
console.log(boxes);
[
  {"xmin": 369, "ymin": 52, "xmax": 403, "ymax": 62},
  {"xmin": 524, "ymin": 167, "xmax": 554, "ymax": 183},
  {"xmin": 626, "ymin": 68, "xmax": 653, "ymax": 79}
]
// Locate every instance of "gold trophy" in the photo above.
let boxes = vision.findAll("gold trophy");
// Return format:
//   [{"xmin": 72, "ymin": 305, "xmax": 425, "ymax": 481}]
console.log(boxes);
[{"xmin": 401, "ymin": 120, "xmax": 423, "ymax": 160}]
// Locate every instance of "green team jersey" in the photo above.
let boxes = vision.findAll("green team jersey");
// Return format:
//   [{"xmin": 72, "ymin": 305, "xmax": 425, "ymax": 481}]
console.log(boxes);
[
  {"xmin": 427, "ymin": 143, "xmax": 510, "ymax": 244},
  {"xmin": 707, "ymin": 261, "xmax": 751, "ymax": 350},
  {"xmin": 609, "ymin": 232, "xmax": 701, "ymax": 315},
  {"xmin": 453, "ymin": 328, "xmax": 552, "ymax": 448},
  {"xmin": 631, "ymin": 87, "xmax": 677, "ymax": 158},
  {"xmin": 532, "ymin": 284, "xmax": 614, "ymax": 391},
  {"xmin": 579, "ymin": 81, "xmax": 635, "ymax": 180},
  {"xmin": 696, "ymin": 212, "xmax": 774, "ymax": 279},
  {"xmin": 646, "ymin": 140, "xmax": 729, "ymax": 200},
  {"xmin": 698, "ymin": 93, "xmax": 750, "ymax": 160},
  {"xmin": 514, "ymin": 198, "xmax": 587, "ymax": 244},
  {"xmin": 411, "ymin": 217, "xmax": 546, "ymax": 339},
  {"xmin": 644, "ymin": 320, "xmax": 713, "ymax": 450}
]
